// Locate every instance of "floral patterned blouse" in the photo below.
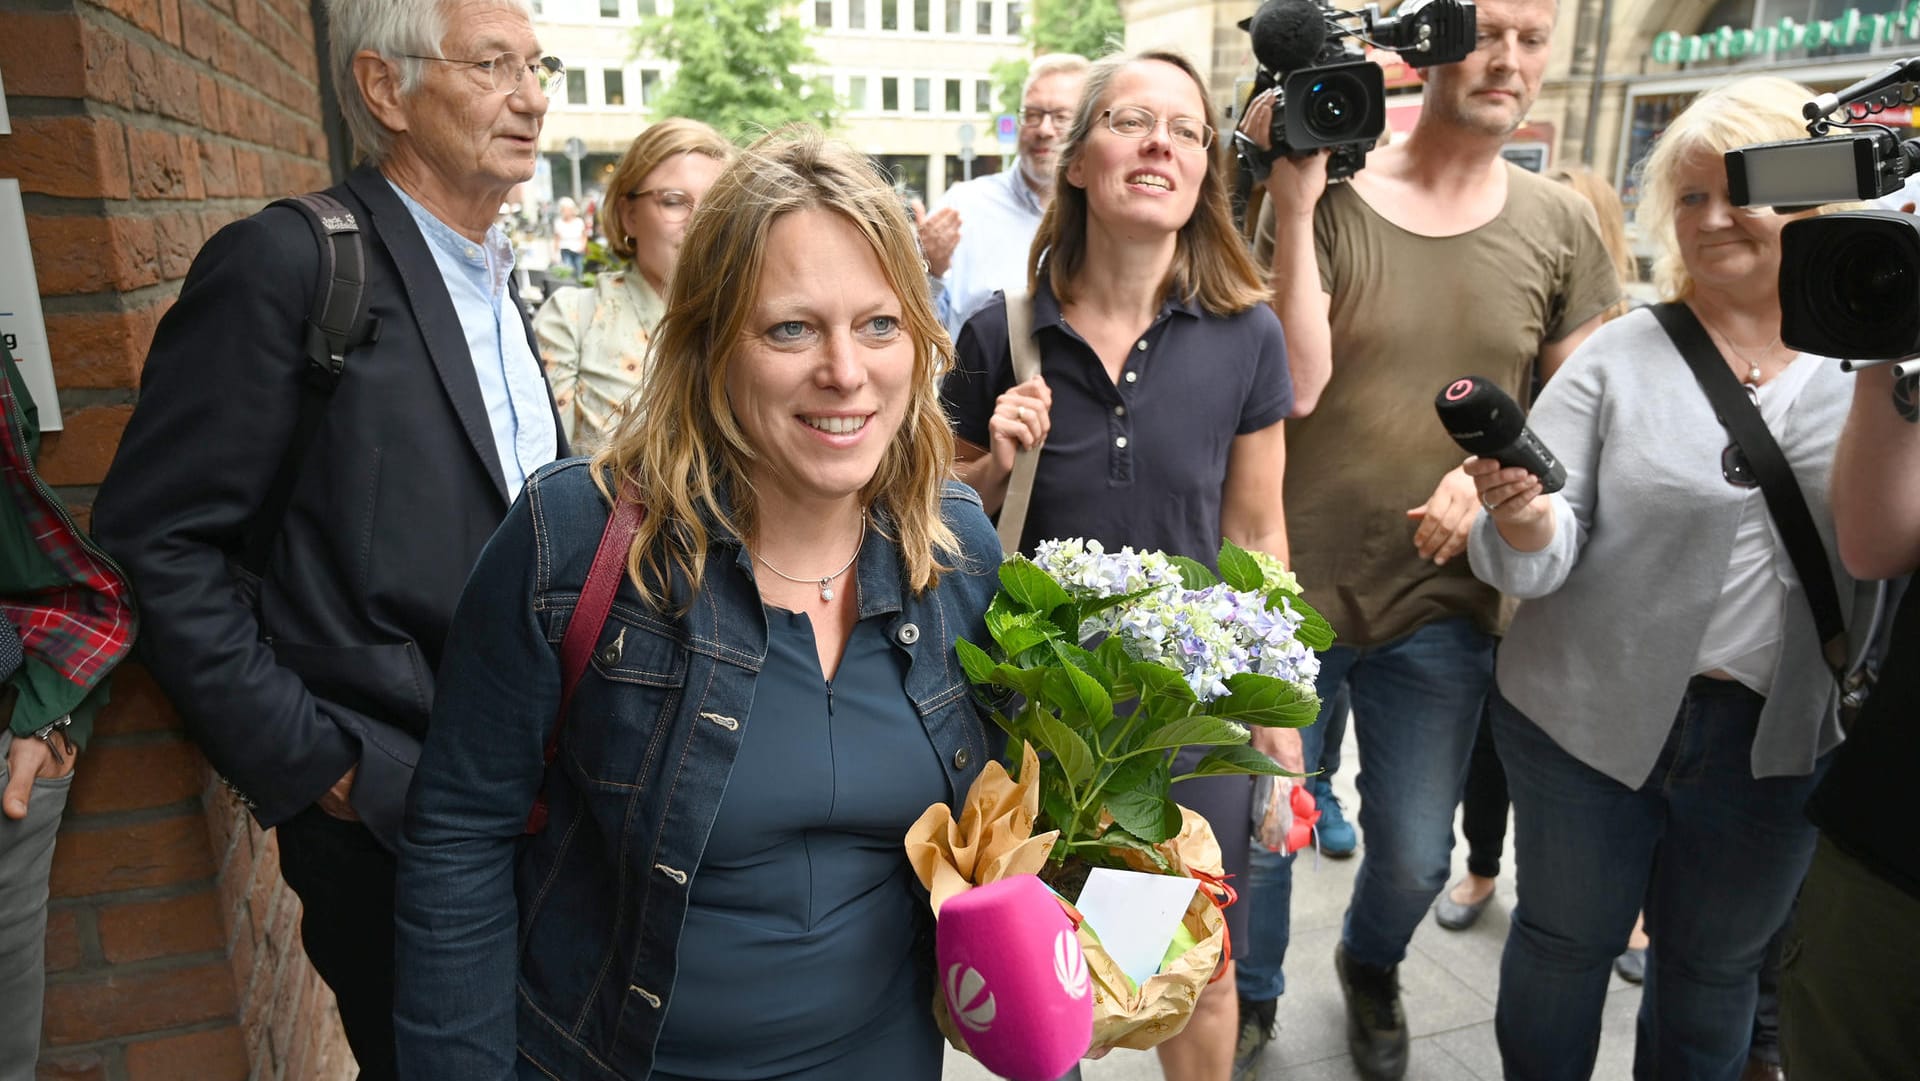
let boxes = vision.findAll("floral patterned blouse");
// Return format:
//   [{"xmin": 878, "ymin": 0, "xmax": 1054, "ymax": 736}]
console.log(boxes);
[{"xmin": 534, "ymin": 268, "xmax": 666, "ymax": 455}]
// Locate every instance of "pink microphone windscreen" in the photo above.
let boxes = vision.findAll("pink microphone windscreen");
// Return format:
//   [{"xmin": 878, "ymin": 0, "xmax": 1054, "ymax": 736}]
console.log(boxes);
[{"xmin": 937, "ymin": 874, "xmax": 1093, "ymax": 1081}]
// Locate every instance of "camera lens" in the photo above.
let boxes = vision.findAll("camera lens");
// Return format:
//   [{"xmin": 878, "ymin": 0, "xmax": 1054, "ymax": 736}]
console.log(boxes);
[
  {"xmin": 1830, "ymin": 234, "xmax": 1911, "ymax": 321},
  {"xmin": 1303, "ymin": 72, "xmax": 1372, "ymax": 141}
]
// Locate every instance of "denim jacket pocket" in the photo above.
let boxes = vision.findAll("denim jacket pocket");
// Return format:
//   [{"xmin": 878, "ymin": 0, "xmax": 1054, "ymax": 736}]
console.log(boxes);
[{"xmin": 557, "ymin": 608, "xmax": 688, "ymax": 790}]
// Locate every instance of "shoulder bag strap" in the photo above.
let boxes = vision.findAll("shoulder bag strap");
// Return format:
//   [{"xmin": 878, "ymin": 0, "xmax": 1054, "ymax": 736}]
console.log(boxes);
[
  {"xmin": 524, "ymin": 489, "xmax": 646, "ymax": 834},
  {"xmin": 995, "ymin": 287, "xmax": 1043, "ymax": 555},
  {"xmin": 1649, "ymin": 302, "xmax": 1851, "ymax": 679}
]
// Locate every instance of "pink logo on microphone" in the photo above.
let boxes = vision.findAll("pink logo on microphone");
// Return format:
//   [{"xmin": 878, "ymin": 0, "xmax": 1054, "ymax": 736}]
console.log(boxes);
[
  {"xmin": 1445, "ymin": 379, "xmax": 1475, "ymax": 402},
  {"xmin": 1054, "ymin": 930, "xmax": 1089, "ymax": 999},
  {"xmin": 946, "ymin": 964, "xmax": 997, "ymax": 1032}
]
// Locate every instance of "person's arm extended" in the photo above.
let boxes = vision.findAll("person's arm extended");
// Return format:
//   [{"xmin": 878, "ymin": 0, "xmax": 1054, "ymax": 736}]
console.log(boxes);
[
  {"xmin": 1221, "ymin": 421, "xmax": 1302, "ymax": 773},
  {"xmin": 1833, "ymin": 365, "xmax": 1920, "ymax": 579},
  {"xmin": 1244, "ymin": 92, "xmax": 1334, "ymax": 417}
]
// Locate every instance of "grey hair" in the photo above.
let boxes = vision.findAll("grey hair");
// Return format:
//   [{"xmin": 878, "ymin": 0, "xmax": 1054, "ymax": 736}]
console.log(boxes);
[
  {"xmin": 1022, "ymin": 52, "xmax": 1091, "ymax": 101},
  {"xmin": 325, "ymin": 0, "xmax": 534, "ymax": 163}
]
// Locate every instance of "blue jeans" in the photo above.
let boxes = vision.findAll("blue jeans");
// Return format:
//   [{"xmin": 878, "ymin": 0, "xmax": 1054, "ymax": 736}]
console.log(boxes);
[
  {"xmin": 1492, "ymin": 682, "xmax": 1825, "ymax": 1081},
  {"xmin": 1237, "ymin": 617, "xmax": 1493, "ymax": 1001}
]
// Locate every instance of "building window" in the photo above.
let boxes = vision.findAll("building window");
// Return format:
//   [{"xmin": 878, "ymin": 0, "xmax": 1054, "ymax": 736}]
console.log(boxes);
[
  {"xmin": 848, "ymin": 75, "xmax": 868, "ymax": 110},
  {"xmin": 877, "ymin": 154, "xmax": 931, "ymax": 201},
  {"xmin": 914, "ymin": 77, "xmax": 930, "ymax": 112},
  {"xmin": 945, "ymin": 78, "xmax": 961, "ymax": 112},
  {"xmin": 975, "ymin": 79, "xmax": 992, "ymax": 112},
  {"xmin": 565, "ymin": 68, "xmax": 587, "ymax": 105},
  {"xmin": 913, "ymin": 0, "xmax": 929, "ymax": 32},
  {"xmin": 945, "ymin": 0, "xmax": 960, "ymax": 32},
  {"xmin": 636, "ymin": 0, "xmax": 657, "ymax": 13},
  {"xmin": 1007, "ymin": 1, "xmax": 1023, "ymax": 35},
  {"xmin": 881, "ymin": 0, "xmax": 897, "ymax": 30},
  {"xmin": 603, "ymin": 69, "xmax": 625, "ymax": 106},
  {"xmin": 976, "ymin": 0, "xmax": 992, "ymax": 34},
  {"xmin": 849, "ymin": 0, "xmax": 866, "ymax": 28},
  {"xmin": 601, "ymin": 0, "xmax": 620, "ymax": 17},
  {"xmin": 882, "ymin": 76, "xmax": 900, "ymax": 111},
  {"xmin": 639, "ymin": 68, "xmax": 662, "ymax": 107},
  {"xmin": 816, "ymin": 0, "xmax": 833, "ymax": 26}
]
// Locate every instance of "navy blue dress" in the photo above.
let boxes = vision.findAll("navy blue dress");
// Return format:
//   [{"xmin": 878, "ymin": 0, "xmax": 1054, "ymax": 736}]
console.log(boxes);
[{"xmin": 650, "ymin": 607, "xmax": 946, "ymax": 1080}]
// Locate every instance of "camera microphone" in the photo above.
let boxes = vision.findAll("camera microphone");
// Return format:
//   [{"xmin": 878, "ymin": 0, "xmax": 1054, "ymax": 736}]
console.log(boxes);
[
  {"xmin": 1433, "ymin": 376, "xmax": 1567, "ymax": 495},
  {"xmin": 1249, "ymin": 0, "xmax": 1329, "ymax": 73}
]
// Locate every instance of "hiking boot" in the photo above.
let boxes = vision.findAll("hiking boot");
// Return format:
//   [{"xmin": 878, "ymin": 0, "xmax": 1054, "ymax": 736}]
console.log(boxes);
[
  {"xmin": 1335, "ymin": 943, "xmax": 1409, "ymax": 1081},
  {"xmin": 1232, "ymin": 995, "xmax": 1277, "ymax": 1081},
  {"xmin": 1311, "ymin": 777, "xmax": 1356, "ymax": 857}
]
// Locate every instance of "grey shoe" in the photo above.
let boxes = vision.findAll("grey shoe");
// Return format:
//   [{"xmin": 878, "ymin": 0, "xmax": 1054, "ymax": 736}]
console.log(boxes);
[
  {"xmin": 1433, "ymin": 877, "xmax": 1495, "ymax": 931},
  {"xmin": 1614, "ymin": 946, "xmax": 1647, "ymax": 984},
  {"xmin": 1335, "ymin": 943, "xmax": 1409, "ymax": 1081}
]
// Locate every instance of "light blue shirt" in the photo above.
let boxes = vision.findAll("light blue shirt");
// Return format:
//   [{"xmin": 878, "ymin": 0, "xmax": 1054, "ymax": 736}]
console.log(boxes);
[
  {"xmin": 389, "ymin": 181, "xmax": 558, "ymax": 499},
  {"xmin": 933, "ymin": 166, "xmax": 1046, "ymax": 339}
]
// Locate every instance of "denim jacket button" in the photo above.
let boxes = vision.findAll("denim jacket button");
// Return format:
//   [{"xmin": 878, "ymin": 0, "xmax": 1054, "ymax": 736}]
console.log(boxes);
[
  {"xmin": 952, "ymin": 747, "xmax": 971, "ymax": 770},
  {"xmin": 896, "ymin": 622, "xmax": 921, "ymax": 646}
]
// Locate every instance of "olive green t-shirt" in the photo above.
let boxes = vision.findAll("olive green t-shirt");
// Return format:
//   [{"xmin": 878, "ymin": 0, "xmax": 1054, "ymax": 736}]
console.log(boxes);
[{"xmin": 1257, "ymin": 163, "xmax": 1620, "ymax": 647}]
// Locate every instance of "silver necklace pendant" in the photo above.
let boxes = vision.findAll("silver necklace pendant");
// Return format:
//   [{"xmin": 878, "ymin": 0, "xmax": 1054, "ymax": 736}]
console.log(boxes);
[{"xmin": 819, "ymin": 579, "xmax": 834, "ymax": 602}]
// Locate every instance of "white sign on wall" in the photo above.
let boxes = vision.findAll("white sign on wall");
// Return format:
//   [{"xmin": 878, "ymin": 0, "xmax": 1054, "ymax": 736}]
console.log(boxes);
[{"xmin": 0, "ymin": 180, "xmax": 64, "ymax": 430}]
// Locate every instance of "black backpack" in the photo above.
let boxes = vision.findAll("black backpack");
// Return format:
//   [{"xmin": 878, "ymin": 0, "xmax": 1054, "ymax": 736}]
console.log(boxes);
[{"xmin": 238, "ymin": 192, "xmax": 380, "ymax": 576}]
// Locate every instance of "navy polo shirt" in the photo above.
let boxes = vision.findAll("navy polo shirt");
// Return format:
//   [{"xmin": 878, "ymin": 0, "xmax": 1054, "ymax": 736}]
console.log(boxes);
[{"xmin": 942, "ymin": 279, "xmax": 1293, "ymax": 561}]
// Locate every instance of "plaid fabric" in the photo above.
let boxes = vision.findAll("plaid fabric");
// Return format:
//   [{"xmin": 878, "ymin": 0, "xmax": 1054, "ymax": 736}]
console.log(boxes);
[{"xmin": 0, "ymin": 371, "xmax": 134, "ymax": 689}]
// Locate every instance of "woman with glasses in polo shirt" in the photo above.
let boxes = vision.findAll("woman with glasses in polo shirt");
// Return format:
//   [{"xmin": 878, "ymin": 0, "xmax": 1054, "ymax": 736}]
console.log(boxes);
[
  {"xmin": 537, "ymin": 118, "xmax": 731, "ymax": 453},
  {"xmin": 941, "ymin": 49, "xmax": 1298, "ymax": 1081}
]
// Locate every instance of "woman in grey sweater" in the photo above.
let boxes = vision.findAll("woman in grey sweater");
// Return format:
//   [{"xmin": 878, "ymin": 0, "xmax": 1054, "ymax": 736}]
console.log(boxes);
[{"xmin": 1462, "ymin": 77, "xmax": 1877, "ymax": 1081}]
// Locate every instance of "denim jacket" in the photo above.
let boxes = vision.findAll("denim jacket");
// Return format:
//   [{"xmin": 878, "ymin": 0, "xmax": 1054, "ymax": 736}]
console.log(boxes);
[{"xmin": 394, "ymin": 459, "xmax": 1002, "ymax": 1080}]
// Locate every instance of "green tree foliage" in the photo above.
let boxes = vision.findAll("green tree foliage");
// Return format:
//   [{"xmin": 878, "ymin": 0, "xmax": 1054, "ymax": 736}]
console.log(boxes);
[
  {"xmin": 990, "ymin": 0, "xmax": 1124, "ymax": 114},
  {"xmin": 633, "ymin": 0, "xmax": 837, "ymax": 140}
]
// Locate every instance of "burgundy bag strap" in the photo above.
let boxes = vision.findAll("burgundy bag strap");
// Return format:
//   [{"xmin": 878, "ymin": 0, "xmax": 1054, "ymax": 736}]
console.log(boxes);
[{"xmin": 524, "ymin": 491, "xmax": 645, "ymax": 834}]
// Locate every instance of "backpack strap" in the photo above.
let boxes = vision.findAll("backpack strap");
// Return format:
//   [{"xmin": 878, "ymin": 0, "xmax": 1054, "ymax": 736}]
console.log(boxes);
[
  {"xmin": 240, "ymin": 192, "xmax": 379, "ymax": 575},
  {"xmin": 525, "ymin": 490, "xmax": 646, "ymax": 835},
  {"xmin": 995, "ymin": 287, "xmax": 1043, "ymax": 556}
]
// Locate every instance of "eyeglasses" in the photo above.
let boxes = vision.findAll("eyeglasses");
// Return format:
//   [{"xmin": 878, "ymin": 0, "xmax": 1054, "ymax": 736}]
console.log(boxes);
[
  {"xmin": 1100, "ymin": 106, "xmax": 1215, "ymax": 151},
  {"xmin": 1020, "ymin": 108, "xmax": 1074, "ymax": 130},
  {"xmin": 405, "ymin": 52, "xmax": 567, "ymax": 97},
  {"xmin": 628, "ymin": 188, "xmax": 698, "ymax": 224}
]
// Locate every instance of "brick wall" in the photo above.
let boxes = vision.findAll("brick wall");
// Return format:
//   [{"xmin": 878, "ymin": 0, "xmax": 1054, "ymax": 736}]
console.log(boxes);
[{"xmin": 0, "ymin": 1, "xmax": 351, "ymax": 1078}]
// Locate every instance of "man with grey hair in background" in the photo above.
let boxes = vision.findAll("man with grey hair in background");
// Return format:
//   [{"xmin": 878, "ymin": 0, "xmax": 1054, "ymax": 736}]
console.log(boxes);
[
  {"xmin": 92, "ymin": 2, "xmax": 565, "ymax": 1075},
  {"xmin": 919, "ymin": 52, "xmax": 1090, "ymax": 338}
]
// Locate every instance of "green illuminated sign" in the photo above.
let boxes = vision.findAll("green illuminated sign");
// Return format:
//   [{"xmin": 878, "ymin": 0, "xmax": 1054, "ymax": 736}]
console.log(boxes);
[{"xmin": 1652, "ymin": 2, "xmax": 1920, "ymax": 64}]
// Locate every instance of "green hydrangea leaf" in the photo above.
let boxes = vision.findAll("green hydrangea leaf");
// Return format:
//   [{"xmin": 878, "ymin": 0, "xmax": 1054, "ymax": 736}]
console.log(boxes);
[
  {"xmin": 1207, "ymin": 672, "xmax": 1320, "ymax": 727},
  {"xmin": 1042, "ymin": 661, "xmax": 1113, "ymax": 728},
  {"xmin": 1131, "ymin": 662, "xmax": 1200, "ymax": 725},
  {"xmin": 999, "ymin": 556, "xmax": 1073, "ymax": 614},
  {"xmin": 1217, "ymin": 539, "xmax": 1264, "ymax": 593},
  {"xmin": 955, "ymin": 637, "xmax": 996, "ymax": 684},
  {"xmin": 1049, "ymin": 641, "xmax": 1113, "ymax": 693},
  {"xmin": 1167, "ymin": 555, "xmax": 1217, "ymax": 591},
  {"xmin": 1182, "ymin": 743, "xmax": 1293, "ymax": 779},
  {"xmin": 1032, "ymin": 712, "xmax": 1096, "ymax": 788},
  {"xmin": 1132, "ymin": 715, "xmax": 1253, "ymax": 755}
]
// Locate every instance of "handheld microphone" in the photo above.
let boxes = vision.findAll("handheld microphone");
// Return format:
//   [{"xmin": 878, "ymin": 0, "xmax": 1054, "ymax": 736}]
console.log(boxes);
[
  {"xmin": 936, "ymin": 875, "xmax": 1093, "ymax": 1081},
  {"xmin": 1248, "ymin": 0, "xmax": 1329, "ymax": 73},
  {"xmin": 1434, "ymin": 376, "xmax": 1567, "ymax": 494}
]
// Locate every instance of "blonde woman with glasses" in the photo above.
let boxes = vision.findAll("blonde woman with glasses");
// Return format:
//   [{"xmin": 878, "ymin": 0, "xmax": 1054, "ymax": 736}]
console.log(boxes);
[{"xmin": 537, "ymin": 118, "xmax": 731, "ymax": 453}]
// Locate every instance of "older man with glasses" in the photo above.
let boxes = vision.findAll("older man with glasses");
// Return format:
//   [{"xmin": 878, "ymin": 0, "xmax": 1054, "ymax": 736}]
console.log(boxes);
[
  {"xmin": 919, "ymin": 52, "xmax": 1090, "ymax": 338},
  {"xmin": 91, "ymin": 2, "xmax": 566, "ymax": 1076}
]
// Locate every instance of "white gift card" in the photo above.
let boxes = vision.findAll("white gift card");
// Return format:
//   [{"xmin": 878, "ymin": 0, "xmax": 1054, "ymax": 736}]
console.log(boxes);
[{"xmin": 1075, "ymin": 868, "xmax": 1200, "ymax": 988}]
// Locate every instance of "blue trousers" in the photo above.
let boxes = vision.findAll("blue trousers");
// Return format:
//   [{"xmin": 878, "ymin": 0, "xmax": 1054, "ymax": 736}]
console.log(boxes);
[
  {"xmin": 1492, "ymin": 682, "xmax": 1824, "ymax": 1081},
  {"xmin": 1237, "ymin": 617, "xmax": 1494, "ymax": 1001}
]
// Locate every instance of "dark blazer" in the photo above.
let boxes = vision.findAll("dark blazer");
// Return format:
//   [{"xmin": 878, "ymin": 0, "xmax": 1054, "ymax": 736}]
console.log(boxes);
[{"xmin": 93, "ymin": 165, "xmax": 565, "ymax": 850}]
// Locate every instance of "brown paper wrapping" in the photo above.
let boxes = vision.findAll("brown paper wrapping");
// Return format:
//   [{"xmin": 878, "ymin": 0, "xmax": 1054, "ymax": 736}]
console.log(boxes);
[{"xmin": 905, "ymin": 744, "xmax": 1229, "ymax": 1054}]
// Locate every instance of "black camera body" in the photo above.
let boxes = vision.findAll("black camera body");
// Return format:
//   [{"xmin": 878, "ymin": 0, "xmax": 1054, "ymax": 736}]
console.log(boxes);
[
  {"xmin": 1239, "ymin": 0, "xmax": 1477, "ymax": 182},
  {"xmin": 1725, "ymin": 59, "xmax": 1920, "ymax": 360}
]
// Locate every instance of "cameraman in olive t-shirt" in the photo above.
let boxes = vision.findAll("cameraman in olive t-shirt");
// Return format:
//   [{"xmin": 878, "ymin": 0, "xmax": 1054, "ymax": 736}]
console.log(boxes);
[{"xmin": 1229, "ymin": 3, "xmax": 1619, "ymax": 1076}]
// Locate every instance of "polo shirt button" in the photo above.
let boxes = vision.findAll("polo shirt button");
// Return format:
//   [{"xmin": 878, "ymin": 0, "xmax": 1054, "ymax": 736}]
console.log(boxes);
[
  {"xmin": 1114, "ymin": 405, "xmax": 1126, "ymax": 417},
  {"xmin": 1135, "ymin": 340, "xmax": 1148, "ymax": 351},
  {"xmin": 953, "ymin": 747, "xmax": 972, "ymax": 770},
  {"xmin": 1115, "ymin": 436, "xmax": 1129, "ymax": 449},
  {"xmin": 1125, "ymin": 371, "xmax": 1138, "ymax": 383},
  {"xmin": 896, "ymin": 622, "xmax": 921, "ymax": 645}
]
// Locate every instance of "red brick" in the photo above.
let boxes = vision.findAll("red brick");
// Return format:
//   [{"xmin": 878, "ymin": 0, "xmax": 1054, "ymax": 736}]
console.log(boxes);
[
  {"xmin": 160, "ymin": 0, "xmax": 183, "ymax": 44},
  {"xmin": 42, "ymin": 960, "xmax": 238, "ymax": 1046},
  {"xmin": 39, "ymin": 404, "xmax": 136, "ymax": 488},
  {"xmin": 26, "ymin": 215, "xmax": 160, "ymax": 297},
  {"xmin": 182, "ymin": 2, "xmax": 219, "ymax": 63},
  {"xmin": 151, "ymin": 209, "xmax": 204, "ymax": 280},
  {"xmin": 124, "ymin": 1025, "xmax": 248, "ymax": 1081},
  {"xmin": 0, "ymin": 115, "xmax": 130, "ymax": 200},
  {"xmin": 44, "ymin": 906, "xmax": 84, "ymax": 972},
  {"xmin": 219, "ymin": 82, "xmax": 250, "ymax": 140},
  {"xmin": 48, "ymin": 809, "xmax": 214, "ymax": 898},
  {"xmin": 232, "ymin": 148, "xmax": 264, "ymax": 196},
  {"xmin": 127, "ymin": 41, "xmax": 161, "ymax": 114},
  {"xmin": 0, "ymin": 14, "xmax": 84, "ymax": 98},
  {"xmin": 198, "ymin": 141, "xmax": 239, "ymax": 198},
  {"xmin": 91, "ymin": 665, "xmax": 185, "ymax": 738},
  {"xmin": 196, "ymin": 73, "xmax": 223, "ymax": 127},
  {"xmin": 34, "ymin": 1050, "xmax": 107, "ymax": 1081},
  {"xmin": 69, "ymin": 739, "xmax": 205, "ymax": 817},
  {"xmin": 43, "ymin": 307, "xmax": 158, "ymax": 393},
  {"xmin": 127, "ymin": 127, "xmax": 205, "ymax": 201},
  {"xmin": 159, "ymin": 56, "xmax": 202, "ymax": 124},
  {"xmin": 267, "ymin": 946, "xmax": 307, "ymax": 1067},
  {"xmin": 232, "ymin": 0, "xmax": 260, "ymax": 37},
  {"xmin": 97, "ymin": 890, "xmax": 225, "ymax": 964},
  {"xmin": 94, "ymin": 0, "xmax": 168, "ymax": 39},
  {"xmin": 81, "ymin": 20, "xmax": 134, "ymax": 109}
]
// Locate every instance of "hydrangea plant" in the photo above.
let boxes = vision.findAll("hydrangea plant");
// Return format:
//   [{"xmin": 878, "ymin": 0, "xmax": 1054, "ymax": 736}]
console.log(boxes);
[{"xmin": 955, "ymin": 538, "xmax": 1334, "ymax": 873}]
